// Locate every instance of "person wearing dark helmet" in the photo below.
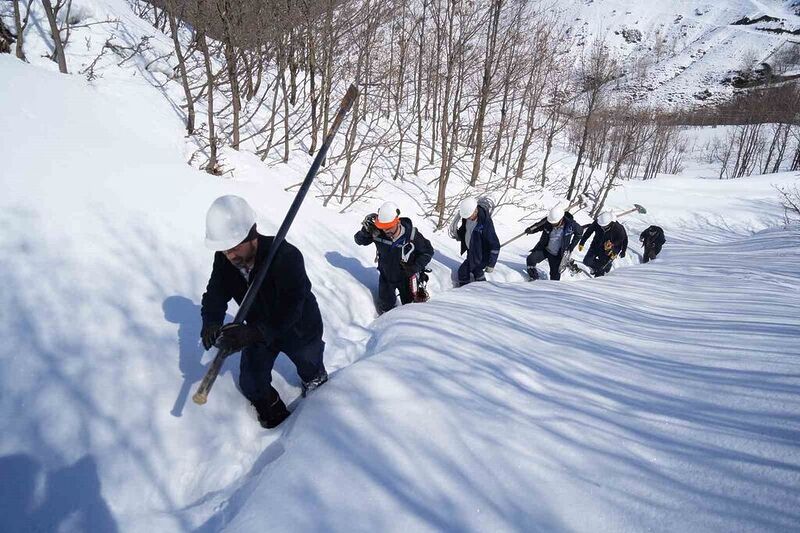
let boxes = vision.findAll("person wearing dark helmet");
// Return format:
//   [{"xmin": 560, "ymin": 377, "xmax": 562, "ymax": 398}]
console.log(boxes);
[
  {"xmin": 355, "ymin": 201, "xmax": 434, "ymax": 314},
  {"xmin": 524, "ymin": 204, "xmax": 583, "ymax": 281},
  {"xmin": 640, "ymin": 225, "xmax": 666, "ymax": 263},
  {"xmin": 454, "ymin": 197, "xmax": 501, "ymax": 286},
  {"xmin": 578, "ymin": 211, "xmax": 628, "ymax": 277},
  {"xmin": 200, "ymin": 195, "xmax": 328, "ymax": 429}
]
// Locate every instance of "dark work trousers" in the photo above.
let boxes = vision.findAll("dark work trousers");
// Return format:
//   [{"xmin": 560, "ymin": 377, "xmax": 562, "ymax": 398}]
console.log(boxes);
[
  {"xmin": 642, "ymin": 245, "xmax": 660, "ymax": 263},
  {"xmin": 583, "ymin": 251, "xmax": 613, "ymax": 277},
  {"xmin": 377, "ymin": 274, "xmax": 413, "ymax": 313},
  {"xmin": 526, "ymin": 249, "xmax": 563, "ymax": 280},
  {"xmin": 239, "ymin": 336, "xmax": 326, "ymax": 403},
  {"xmin": 457, "ymin": 258, "xmax": 487, "ymax": 286}
]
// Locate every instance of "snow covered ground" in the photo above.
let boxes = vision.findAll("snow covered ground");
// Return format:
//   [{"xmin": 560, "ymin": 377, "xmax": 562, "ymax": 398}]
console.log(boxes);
[
  {"xmin": 560, "ymin": 0, "xmax": 800, "ymax": 106},
  {"xmin": 2, "ymin": 2, "xmax": 800, "ymax": 532}
]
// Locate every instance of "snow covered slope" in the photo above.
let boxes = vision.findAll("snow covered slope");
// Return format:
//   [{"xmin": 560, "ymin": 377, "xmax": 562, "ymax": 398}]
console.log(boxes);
[
  {"xmin": 561, "ymin": 0, "xmax": 800, "ymax": 106},
  {"xmin": 2, "ymin": 0, "xmax": 800, "ymax": 529},
  {"xmin": 2, "ymin": 50, "xmax": 799, "ymax": 532},
  {"xmin": 227, "ymin": 227, "xmax": 800, "ymax": 533}
]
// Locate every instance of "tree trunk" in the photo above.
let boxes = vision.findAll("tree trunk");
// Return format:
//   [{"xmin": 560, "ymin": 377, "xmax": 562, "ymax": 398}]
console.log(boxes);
[
  {"xmin": 198, "ymin": 30, "xmax": 218, "ymax": 173},
  {"xmin": 168, "ymin": 13, "xmax": 195, "ymax": 135},
  {"xmin": 12, "ymin": 0, "xmax": 27, "ymax": 61},
  {"xmin": 567, "ymin": 99, "xmax": 596, "ymax": 199},
  {"xmin": 308, "ymin": 26, "xmax": 319, "ymax": 155},
  {"xmin": 772, "ymin": 124, "xmax": 791, "ymax": 173},
  {"xmin": 224, "ymin": 41, "xmax": 241, "ymax": 149},
  {"xmin": 469, "ymin": 0, "xmax": 502, "ymax": 186},
  {"xmin": 413, "ymin": 0, "xmax": 427, "ymax": 175},
  {"xmin": 41, "ymin": 0, "xmax": 68, "ymax": 73}
]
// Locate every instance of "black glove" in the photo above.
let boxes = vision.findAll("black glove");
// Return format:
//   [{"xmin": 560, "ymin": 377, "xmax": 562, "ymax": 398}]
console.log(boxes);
[
  {"xmin": 201, "ymin": 322, "xmax": 222, "ymax": 351},
  {"xmin": 620, "ymin": 250, "xmax": 626, "ymax": 258},
  {"xmin": 362, "ymin": 213, "xmax": 379, "ymax": 237},
  {"xmin": 524, "ymin": 225, "xmax": 536, "ymax": 235},
  {"xmin": 401, "ymin": 262, "xmax": 418, "ymax": 276},
  {"xmin": 215, "ymin": 323, "xmax": 264, "ymax": 353}
]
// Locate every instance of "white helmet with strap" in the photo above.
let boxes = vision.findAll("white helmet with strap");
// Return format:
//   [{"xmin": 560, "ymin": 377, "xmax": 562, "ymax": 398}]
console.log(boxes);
[{"xmin": 375, "ymin": 201, "xmax": 400, "ymax": 230}]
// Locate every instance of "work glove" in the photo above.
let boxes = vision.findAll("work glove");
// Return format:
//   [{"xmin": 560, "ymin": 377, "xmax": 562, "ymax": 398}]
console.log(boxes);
[
  {"xmin": 608, "ymin": 250, "xmax": 618, "ymax": 260},
  {"xmin": 362, "ymin": 213, "xmax": 379, "ymax": 237},
  {"xmin": 603, "ymin": 240, "xmax": 613, "ymax": 251},
  {"xmin": 401, "ymin": 262, "xmax": 418, "ymax": 276},
  {"xmin": 524, "ymin": 225, "xmax": 536, "ymax": 235},
  {"xmin": 578, "ymin": 244, "xmax": 584, "ymax": 252},
  {"xmin": 201, "ymin": 322, "xmax": 222, "ymax": 351},
  {"xmin": 485, "ymin": 266, "xmax": 494, "ymax": 273},
  {"xmin": 215, "ymin": 323, "xmax": 264, "ymax": 353}
]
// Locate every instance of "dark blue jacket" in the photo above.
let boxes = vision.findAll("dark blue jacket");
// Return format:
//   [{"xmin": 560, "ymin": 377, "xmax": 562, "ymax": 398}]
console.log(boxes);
[
  {"xmin": 456, "ymin": 205, "xmax": 501, "ymax": 269},
  {"xmin": 201, "ymin": 234, "xmax": 323, "ymax": 345},
  {"xmin": 354, "ymin": 218, "xmax": 434, "ymax": 284},
  {"xmin": 580, "ymin": 220, "xmax": 628, "ymax": 257},
  {"xmin": 531, "ymin": 212, "xmax": 583, "ymax": 256}
]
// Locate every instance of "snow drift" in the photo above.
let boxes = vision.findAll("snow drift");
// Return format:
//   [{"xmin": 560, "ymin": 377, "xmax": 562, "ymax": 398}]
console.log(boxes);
[{"xmin": 2, "ymin": 3, "xmax": 800, "ymax": 531}]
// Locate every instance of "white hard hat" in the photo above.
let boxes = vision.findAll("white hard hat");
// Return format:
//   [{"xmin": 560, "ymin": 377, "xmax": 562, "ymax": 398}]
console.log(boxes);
[
  {"xmin": 204, "ymin": 195, "xmax": 257, "ymax": 251},
  {"xmin": 547, "ymin": 205, "xmax": 565, "ymax": 224},
  {"xmin": 375, "ymin": 201, "xmax": 400, "ymax": 229},
  {"xmin": 597, "ymin": 211, "xmax": 614, "ymax": 227},
  {"xmin": 459, "ymin": 197, "xmax": 478, "ymax": 219}
]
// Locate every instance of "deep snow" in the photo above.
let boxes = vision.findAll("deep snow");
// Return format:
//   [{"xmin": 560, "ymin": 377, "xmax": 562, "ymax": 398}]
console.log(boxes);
[{"xmin": 2, "ymin": 1, "xmax": 800, "ymax": 531}]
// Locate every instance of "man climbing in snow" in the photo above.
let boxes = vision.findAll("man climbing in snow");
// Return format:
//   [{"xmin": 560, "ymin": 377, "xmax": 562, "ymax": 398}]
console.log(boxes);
[
  {"xmin": 640, "ymin": 225, "xmax": 666, "ymax": 263},
  {"xmin": 454, "ymin": 197, "xmax": 501, "ymax": 286},
  {"xmin": 354, "ymin": 201, "xmax": 434, "ymax": 314},
  {"xmin": 523, "ymin": 205, "xmax": 583, "ymax": 281},
  {"xmin": 578, "ymin": 211, "xmax": 628, "ymax": 277},
  {"xmin": 200, "ymin": 195, "xmax": 328, "ymax": 429}
]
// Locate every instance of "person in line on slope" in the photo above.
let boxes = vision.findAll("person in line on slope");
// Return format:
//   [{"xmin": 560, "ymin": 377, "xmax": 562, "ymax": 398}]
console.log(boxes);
[
  {"xmin": 523, "ymin": 205, "xmax": 583, "ymax": 281},
  {"xmin": 578, "ymin": 211, "xmax": 628, "ymax": 277},
  {"xmin": 640, "ymin": 225, "xmax": 666, "ymax": 263},
  {"xmin": 200, "ymin": 195, "xmax": 328, "ymax": 429},
  {"xmin": 354, "ymin": 201, "xmax": 434, "ymax": 314},
  {"xmin": 454, "ymin": 197, "xmax": 501, "ymax": 287}
]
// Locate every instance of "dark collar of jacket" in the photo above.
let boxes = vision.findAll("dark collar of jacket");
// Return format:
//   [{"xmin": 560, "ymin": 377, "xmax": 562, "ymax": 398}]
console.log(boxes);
[
  {"xmin": 534, "ymin": 212, "xmax": 578, "ymax": 251},
  {"xmin": 373, "ymin": 218, "xmax": 415, "ymax": 246}
]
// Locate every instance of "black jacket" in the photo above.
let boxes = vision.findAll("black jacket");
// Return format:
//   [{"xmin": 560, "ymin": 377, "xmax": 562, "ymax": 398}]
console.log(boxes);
[
  {"xmin": 456, "ymin": 205, "xmax": 501, "ymax": 269},
  {"xmin": 530, "ymin": 212, "xmax": 583, "ymax": 256},
  {"xmin": 354, "ymin": 217, "xmax": 434, "ymax": 283},
  {"xmin": 201, "ymin": 234, "xmax": 323, "ymax": 344},
  {"xmin": 640, "ymin": 225, "xmax": 666, "ymax": 251},
  {"xmin": 580, "ymin": 220, "xmax": 628, "ymax": 257}
]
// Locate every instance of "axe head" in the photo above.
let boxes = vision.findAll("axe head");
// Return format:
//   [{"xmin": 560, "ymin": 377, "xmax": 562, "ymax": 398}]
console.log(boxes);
[{"xmin": 634, "ymin": 203, "xmax": 647, "ymax": 214}]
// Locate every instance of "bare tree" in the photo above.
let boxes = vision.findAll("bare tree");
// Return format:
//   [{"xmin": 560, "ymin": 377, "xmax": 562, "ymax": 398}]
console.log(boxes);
[
  {"xmin": 468, "ymin": 0, "xmax": 502, "ymax": 186},
  {"xmin": 166, "ymin": 9, "xmax": 195, "ymax": 134},
  {"xmin": 11, "ymin": 0, "xmax": 32, "ymax": 60},
  {"xmin": 566, "ymin": 38, "xmax": 617, "ymax": 199},
  {"xmin": 41, "ymin": 0, "xmax": 69, "ymax": 73}
]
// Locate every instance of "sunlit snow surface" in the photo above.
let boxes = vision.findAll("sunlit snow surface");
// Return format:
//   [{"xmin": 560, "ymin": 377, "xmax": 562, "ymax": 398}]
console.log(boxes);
[{"xmin": 1, "ymin": 3, "xmax": 800, "ymax": 530}]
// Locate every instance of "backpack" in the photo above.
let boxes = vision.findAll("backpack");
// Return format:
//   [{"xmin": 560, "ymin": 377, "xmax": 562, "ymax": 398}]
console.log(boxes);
[{"xmin": 448, "ymin": 196, "xmax": 495, "ymax": 240}]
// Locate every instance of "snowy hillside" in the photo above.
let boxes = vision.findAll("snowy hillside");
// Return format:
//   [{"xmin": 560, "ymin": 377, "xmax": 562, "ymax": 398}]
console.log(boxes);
[
  {"xmin": 2, "ymin": 0, "xmax": 800, "ymax": 531},
  {"xmin": 561, "ymin": 0, "xmax": 800, "ymax": 106},
  {"xmin": 2, "ymin": 49, "xmax": 800, "ymax": 532}
]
